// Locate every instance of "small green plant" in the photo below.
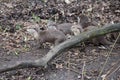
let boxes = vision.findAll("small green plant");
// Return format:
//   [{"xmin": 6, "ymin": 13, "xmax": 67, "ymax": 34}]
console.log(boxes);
[
  {"xmin": 23, "ymin": 44, "xmax": 30, "ymax": 51},
  {"xmin": 14, "ymin": 50, "xmax": 19, "ymax": 56},
  {"xmin": 32, "ymin": 14, "xmax": 41, "ymax": 23},
  {"xmin": 41, "ymin": 0, "xmax": 47, "ymax": 3},
  {"xmin": 3, "ymin": 27, "xmax": 8, "ymax": 33},
  {"xmin": 15, "ymin": 24, "xmax": 22, "ymax": 30},
  {"xmin": 26, "ymin": 76, "xmax": 32, "ymax": 80}
]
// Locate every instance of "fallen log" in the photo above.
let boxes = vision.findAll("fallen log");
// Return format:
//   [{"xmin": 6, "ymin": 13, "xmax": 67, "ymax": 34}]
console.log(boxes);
[{"xmin": 0, "ymin": 23, "xmax": 120, "ymax": 73}]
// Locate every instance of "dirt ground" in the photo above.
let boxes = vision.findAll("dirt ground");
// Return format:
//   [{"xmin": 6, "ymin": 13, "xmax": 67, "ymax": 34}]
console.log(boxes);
[{"xmin": 0, "ymin": 0, "xmax": 120, "ymax": 80}]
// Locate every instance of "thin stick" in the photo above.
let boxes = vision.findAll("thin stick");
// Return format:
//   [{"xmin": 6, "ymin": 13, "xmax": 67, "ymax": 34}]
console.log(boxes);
[{"xmin": 97, "ymin": 32, "xmax": 120, "ymax": 80}]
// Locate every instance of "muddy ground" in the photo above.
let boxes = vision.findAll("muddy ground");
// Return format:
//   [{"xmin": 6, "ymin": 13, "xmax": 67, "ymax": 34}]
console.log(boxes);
[{"xmin": 0, "ymin": 0, "xmax": 120, "ymax": 80}]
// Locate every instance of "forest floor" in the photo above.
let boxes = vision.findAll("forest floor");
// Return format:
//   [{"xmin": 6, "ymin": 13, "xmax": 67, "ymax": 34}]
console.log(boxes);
[{"xmin": 0, "ymin": 0, "xmax": 120, "ymax": 80}]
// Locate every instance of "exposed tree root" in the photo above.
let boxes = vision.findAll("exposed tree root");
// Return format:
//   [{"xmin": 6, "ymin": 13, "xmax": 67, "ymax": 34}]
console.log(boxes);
[{"xmin": 0, "ymin": 23, "xmax": 120, "ymax": 73}]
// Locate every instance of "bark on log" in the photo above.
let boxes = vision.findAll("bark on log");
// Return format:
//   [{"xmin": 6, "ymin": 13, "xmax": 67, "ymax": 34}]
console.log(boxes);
[{"xmin": 0, "ymin": 23, "xmax": 120, "ymax": 73}]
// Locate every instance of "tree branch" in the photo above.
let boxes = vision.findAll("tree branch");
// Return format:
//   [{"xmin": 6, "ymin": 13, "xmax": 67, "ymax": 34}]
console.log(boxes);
[{"xmin": 0, "ymin": 23, "xmax": 120, "ymax": 73}]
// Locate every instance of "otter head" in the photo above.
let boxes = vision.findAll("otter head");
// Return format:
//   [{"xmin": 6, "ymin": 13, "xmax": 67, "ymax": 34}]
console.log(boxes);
[{"xmin": 27, "ymin": 28, "xmax": 39, "ymax": 40}]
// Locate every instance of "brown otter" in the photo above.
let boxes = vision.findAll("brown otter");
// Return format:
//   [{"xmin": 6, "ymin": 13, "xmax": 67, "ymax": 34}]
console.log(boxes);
[{"xmin": 27, "ymin": 27, "xmax": 66, "ymax": 48}]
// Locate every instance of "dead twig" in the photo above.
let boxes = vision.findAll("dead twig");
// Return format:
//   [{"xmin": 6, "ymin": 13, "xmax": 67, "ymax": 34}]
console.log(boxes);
[{"xmin": 97, "ymin": 32, "xmax": 120, "ymax": 80}]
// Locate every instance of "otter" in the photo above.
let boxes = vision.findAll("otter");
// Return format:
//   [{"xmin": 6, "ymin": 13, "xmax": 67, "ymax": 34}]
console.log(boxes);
[{"xmin": 27, "ymin": 27, "xmax": 66, "ymax": 48}]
